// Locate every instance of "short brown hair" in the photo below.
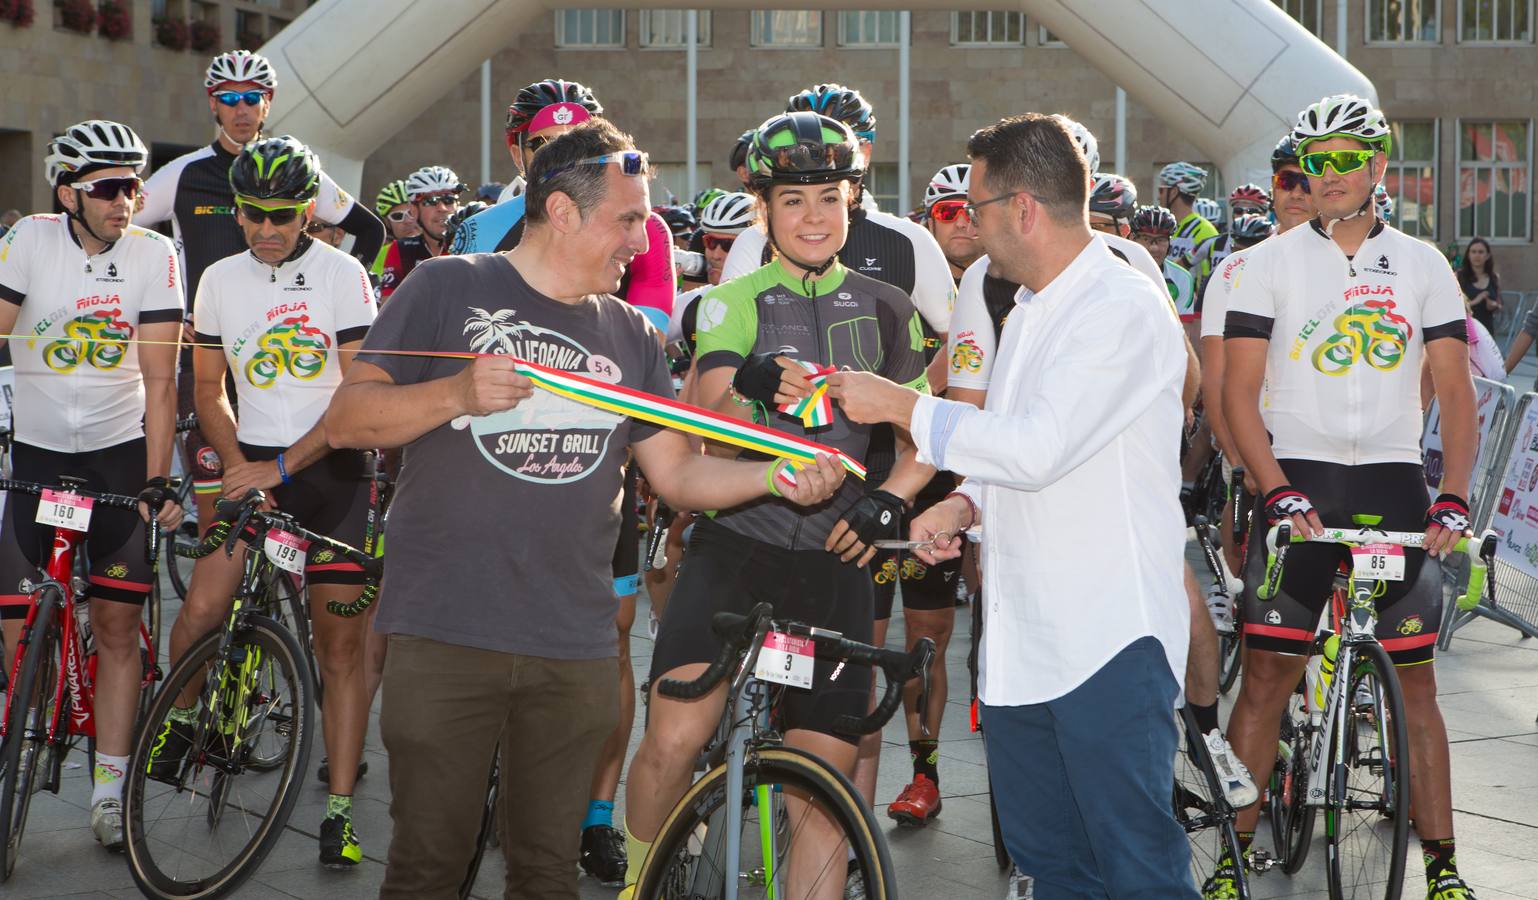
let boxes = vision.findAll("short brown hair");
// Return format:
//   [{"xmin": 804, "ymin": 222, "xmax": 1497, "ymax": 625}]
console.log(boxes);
[
  {"xmin": 524, "ymin": 118, "xmax": 644, "ymax": 225},
  {"xmin": 966, "ymin": 114, "xmax": 1088, "ymax": 226}
]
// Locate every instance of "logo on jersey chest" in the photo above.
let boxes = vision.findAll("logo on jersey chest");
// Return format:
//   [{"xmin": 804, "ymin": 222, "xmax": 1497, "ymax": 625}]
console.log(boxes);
[
  {"xmin": 283, "ymin": 271, "xmax": 309, "ymax": 292},
  {"xmin": 243, "ymin": 315, "xmax": 332, "ymax": 388},
  {"xmin": 36, "ymin": 308, "xmax": 135, "ymax": 373},
  {"xmin": 857, "ymin": 256, "xmax": 883, "ymax": 274},
  {"xmin": 93, "ymin": 262, "xmax": 123, "ymax": 285},
  {"xmin": 1360, "ymin": 253, "xmax": 1395, "ymax": 276}
]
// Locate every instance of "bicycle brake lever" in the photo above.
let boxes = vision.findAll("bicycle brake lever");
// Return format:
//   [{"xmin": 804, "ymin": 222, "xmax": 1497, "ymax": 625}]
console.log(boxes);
[{"xmin": 228, "ymin": 501, "xmax": 260, "ymax": 558}]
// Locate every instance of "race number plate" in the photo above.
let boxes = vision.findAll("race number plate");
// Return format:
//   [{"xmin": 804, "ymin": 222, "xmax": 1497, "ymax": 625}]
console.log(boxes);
[
  {"xmin": 1351, "ymin": 543, "xmax": 1405, "ymax": 582},
  {"xmin": 263, "ymin": 529, "xmax": 309, "ymax": 575},
  {"xmin": 35, "ymin": 489, "xmax": 93, "ymax": 531},
  {"xmin": 754, "ymin": 631, "xmax": 814, "ymax": 690}
]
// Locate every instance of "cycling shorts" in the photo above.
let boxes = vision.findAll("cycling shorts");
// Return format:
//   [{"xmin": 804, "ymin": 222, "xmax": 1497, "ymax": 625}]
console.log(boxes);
[
  {"xmin": 650, "ymin": 517, "xmax": 874, "ymax": 745},
  {"xmin": 0, "ymin": 438, "xmax": 154, "ymax": 619},
  {"xmin": 873, "ymin": 473, "xmax": 962, "ymax": 620},
  {"xmin": 612, "ymin": 461, "xmax": 640, "ymax": 598},
  {"xmin": 176, "ymin": 352, "xmax": 228, "ymax": 498},
  {"xmin": 239, "ymin": 444, "xmax": 372, "ymax": 587},
  {"xmin": 1242, "ymin": 459, "xmax": 1441, "ymax": 666}
]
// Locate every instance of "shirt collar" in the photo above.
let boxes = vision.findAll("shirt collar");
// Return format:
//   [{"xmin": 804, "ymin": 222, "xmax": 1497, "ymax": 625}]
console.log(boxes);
[{"xmin": 1017, "ymin": 236, "xmax": 1113, "ymax": 308}]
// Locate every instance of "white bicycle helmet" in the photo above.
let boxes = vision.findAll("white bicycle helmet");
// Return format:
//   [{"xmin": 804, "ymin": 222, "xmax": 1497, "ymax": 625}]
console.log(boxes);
[
  {"xmin": 1053, "ymin": 115, "xmax": 1100, "ymax": 175},
  {"xmin": 923, "ymin": 164, "xmax": 970, "ymax": 210},
  {"xmin": 699, "ymin": 192, "xmax": 755, "ymax": 235},
  {"xmin": 1374, "ymin": 185, "xmax": 1395, "ymax": 220},
  {"xmin": 1193, "ymin": 196, "xmax": 1224, "ymax": 225},
  {"xmin": 205, "ymin": 49, "xmax": 277, "ymax": 93},
  {"xmin": 45, "ymin": 119, "xmax": 148, "ymax": 187},
  {"xmin": 506, "ymin": 175, "xmax": 526, "ymax": 200},
  {"xmin": 405, "ymin": 165, "xmax": 466, "ymax": 200},
  {"xmin": 1291, "ymin": 93, "xmax": 1391, "ymax": 155},
  {"xmin": 1158, "ymin": 161, "xmax": 1208, "ymax": 195}
]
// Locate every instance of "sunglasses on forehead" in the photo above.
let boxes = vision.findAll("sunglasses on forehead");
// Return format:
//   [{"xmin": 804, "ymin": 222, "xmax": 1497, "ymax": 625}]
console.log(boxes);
[
  {"xmin": 235, "ymin": 197, "xmax": 308, "ymax": 225},
  {"xmin": 73, "ymin": 175, "xmax": 141, "ymax": 202},
  {"xmin": 212, "ymin": 90, "xmax": 268, "ymax": 107},
  {"xmin": 928, "ymin": 199, "xmax": 971, "ymax": 224},
  {"xmin": 1273, "ymin": 170, "xmax": 1312, "ymax": 194},
  {"xmin": 537, "ymin": 151, "xmax": 649, "ymax": 184}
]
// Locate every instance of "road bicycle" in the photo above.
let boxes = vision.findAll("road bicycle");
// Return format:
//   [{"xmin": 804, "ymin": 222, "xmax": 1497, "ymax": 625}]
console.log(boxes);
[
  {"xmin": 122, "ymin": 489, "xmax": 380, "ymax": 899},
  {"xmin": 632, "ymin": 602, "xmax": 933, "ymax": 900},
  {"xmin": 1247, "ymin": 519, "xmax": 1494, "ymax": 900},
  {"xmin": 1174, "ymin": 699, "xmax": 1251, "ymax": 899},
  {"xmin": 163, "ymin": 413, "xmax": 202, "ymax": 601},
  {"xmin": 0, "ymin": 475, "xmax": 173, "ymax": 879},
  {"xmin": 1191, "ymin": 463, "xmax": 1249, "ymax": 696}
]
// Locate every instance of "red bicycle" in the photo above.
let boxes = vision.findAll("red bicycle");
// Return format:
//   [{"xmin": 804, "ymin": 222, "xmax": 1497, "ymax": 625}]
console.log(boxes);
[{"xmin": 0, "ymin": 474, "xmax": 169, "ymax": 880}]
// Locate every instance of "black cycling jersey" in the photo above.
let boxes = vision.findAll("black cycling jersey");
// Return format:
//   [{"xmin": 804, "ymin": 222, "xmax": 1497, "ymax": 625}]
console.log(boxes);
[{"xmin": 757, "ymin": 208, "xmax": 918, "ymax": 296}]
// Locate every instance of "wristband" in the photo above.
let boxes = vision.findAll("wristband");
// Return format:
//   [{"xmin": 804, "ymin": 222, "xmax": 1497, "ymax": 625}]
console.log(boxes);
[
  {"xmin": 945, "ymin": 490, "xmax": 978, "ymax": 529},
  {"xmin": 766, "ymin": 460, "xmax": 784, "ymax": 498},
  {"xmin": 276, "ymin": 452, "xmax": 291, "ymax": 485}
]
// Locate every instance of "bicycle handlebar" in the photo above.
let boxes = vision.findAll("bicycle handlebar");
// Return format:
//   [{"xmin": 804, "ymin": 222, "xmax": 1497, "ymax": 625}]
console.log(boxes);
[
  {"xmin": 1258, "ymin": 523, "xmax": 1497, "ymax": 613},
  {"xmin": 0, "ymin": 476, "xmax": 180, "ymax": 565},
  {"xmin": 656, "ymin": 602, "xmax": 936, "ymax": 738}
]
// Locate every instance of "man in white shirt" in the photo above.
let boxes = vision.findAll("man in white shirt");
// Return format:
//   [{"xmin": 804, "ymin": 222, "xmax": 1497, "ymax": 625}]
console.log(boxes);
[{"xmin": 828, "ymin": 114, "xmax": 1197, "ymax": 898}]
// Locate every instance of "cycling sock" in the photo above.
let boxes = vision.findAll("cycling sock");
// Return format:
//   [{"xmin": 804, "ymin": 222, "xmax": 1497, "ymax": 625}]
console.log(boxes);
[
  {"xmin": 167, "ymin": 704, "xmax": 199, "ymax": 725},
  {"xmin": 91, "ymin": 753, "xmax": 130, "ymax": 805},
  {"xmin": 327, "ymin": 793, "xmax": 353, "ymax": 820},
  {"xmin": 623, "ymin": 818, "xmax": 650, "ymax": 888},
  {"xmin": 1422, "ymin": 837, "xmax": 1458, "ymax": 879},
  {"xmin": 909, "ymin": 739, "xmax": 940, "ymax": 785},
  {"xmin": 583, "ymin": 799, "xmax": 615, "ymax": 831},
  {"xmin": 1236, "ymin": 830, "xmax": 1255, "ymax": 857},
  {"xmin": 1190, "ymin": 700, "xmax": 1220, "ymax": 735}
]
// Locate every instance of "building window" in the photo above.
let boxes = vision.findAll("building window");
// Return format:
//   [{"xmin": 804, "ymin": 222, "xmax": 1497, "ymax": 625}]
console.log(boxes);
[
  {"xmin": 1385, "ymin": 120, "xmax": 1439, "ymax": 238},
  {"xmin": 235, "ymin": 10, "xmax": 264, "ymax": 49},
  {"xmin": 555, "ymin": 10, "xmax": 626, "ymax": 49},
  {"xmin": 639, "ymin": 10, "xmax": 711, "ymax": 48},
  {"xmin": 951, "ymin": 11, "xmax": 1025, "ymax": 45},
  {"xmin": 1458, "ymin": 0, "xmax": 1533, "ymax": 41},
  {"xmin": 838, "ymin": 11, "xmax": 902, "ymax": 47},
  {"xmin": 1274, "ymin": 0, "xmax": 1325, "ymax": 35},
  {"xmin": 867, "ymin": 163, "xmax": 901, "ymax": 212},
  {"xmin": 1037, "ymin": 25, "xmax": 1066, "ymax": 46},
  {"xmin": 1366, "ymin": 0, "xmax": 1440, "ymax": 41},
  {"xmin": 750, "ymin": 10, "xmax": 823, "ymax": 47},
  {"xmin": 1458, "ymin": 120, "xmax": 1532, "ymax": 240},
  {"xmin": 651, "ymin": 163, "xmax": 712, "ymax": 206}
]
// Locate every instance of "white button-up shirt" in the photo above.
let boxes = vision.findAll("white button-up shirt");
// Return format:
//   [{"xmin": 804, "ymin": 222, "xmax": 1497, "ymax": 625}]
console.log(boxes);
[{"xmin": 910, "ymin": 238, "xmax": 1190, "ymax": 706}]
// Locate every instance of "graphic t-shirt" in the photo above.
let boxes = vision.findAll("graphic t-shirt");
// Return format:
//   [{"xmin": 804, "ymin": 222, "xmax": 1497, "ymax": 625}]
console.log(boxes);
[{"xmin": 358, "ymin": 253, "xmax": 673, "ymax": 659}]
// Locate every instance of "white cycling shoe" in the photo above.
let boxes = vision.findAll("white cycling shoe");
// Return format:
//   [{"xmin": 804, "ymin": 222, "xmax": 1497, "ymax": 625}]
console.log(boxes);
[
  {"xmin": 1205, "ymin": 584, "xmax": 1237, "ymax": 635},
  {"xmin": 1204, "ymin": 729, "xmax": 1259, "ymax": 808},
  {"xmin": 91, "ymin": 797, "xmax": 125, "ymax": 852}
]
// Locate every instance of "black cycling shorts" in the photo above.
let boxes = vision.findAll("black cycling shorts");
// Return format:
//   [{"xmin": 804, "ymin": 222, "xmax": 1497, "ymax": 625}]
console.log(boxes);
[
  {"xmin": 1242, "ymin": 459, "xmax": 1442, "ymax": 666},
  {"xmin": 650, "ymin": 518, "xmax": 874, "ymax": 745},
  {"xmin": 239, "ymin": 444, "xmax": 372, "ymax": 587},
  {"xmin": 0, "ymin": 438, "xmax": 154, "ymax": 619},
  {"xmin": 612, "ymin": 461, "xmax": 640, "ymax": 598},
  {"xmin": 872, "ymin": 473, "xmax": 963, "ymax": 619},
  {"xmin": 177, "ymin": 349, "xmax": 227, "ymax": 497}
]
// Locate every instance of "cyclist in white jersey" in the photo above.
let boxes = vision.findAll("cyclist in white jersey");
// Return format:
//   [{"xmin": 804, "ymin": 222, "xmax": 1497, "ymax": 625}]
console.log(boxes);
[
  {"xmin": 1218, "ymin": 95, "xmax": 1479, "ymax": 900},
  {"xmin": 155, "ymin": 137, "xmax": 378, "ymax": 869},
  {"xmin": 0, "ymin": 120, "xmax": 184, "ymax": 851}
]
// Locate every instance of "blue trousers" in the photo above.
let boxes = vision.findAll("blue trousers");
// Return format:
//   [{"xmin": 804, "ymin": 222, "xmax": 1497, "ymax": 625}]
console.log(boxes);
[{"xmin": 982, "ymin": 636, "xmax": 1197, "ymax": 900}]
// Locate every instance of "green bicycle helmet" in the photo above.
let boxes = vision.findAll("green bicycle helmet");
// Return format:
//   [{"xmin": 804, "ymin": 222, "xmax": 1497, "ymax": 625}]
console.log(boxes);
[
  {"xmin": 375, "ymin": 179, "xmax": 410, "ymax": 217},
  {"xmin": 229, "ymin": 135, "xmax": 320, "ymax": 202},
  {"xmin": 746, "ymin": 112, "xmax": 863, "ymax": 192}
]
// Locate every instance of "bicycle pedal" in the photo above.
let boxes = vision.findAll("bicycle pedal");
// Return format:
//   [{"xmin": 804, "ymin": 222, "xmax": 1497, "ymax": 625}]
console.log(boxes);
[{"xmin": 1245, "ymin": 848, "xmax": 1279, "ymax": 874}]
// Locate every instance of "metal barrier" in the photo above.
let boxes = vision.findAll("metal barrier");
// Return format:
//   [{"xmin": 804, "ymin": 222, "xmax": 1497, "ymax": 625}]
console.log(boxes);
[
  {"xmin": 1438, "ymin": 389, "xmax": 1538, "ymax": 648},
  {"xmin": 1420, "ymin": 375, "xmax": 1515, "ymax": 525},
  {"xmin": 1498, "ymin": 290, "xmax": 1531, "ymax": 347}
]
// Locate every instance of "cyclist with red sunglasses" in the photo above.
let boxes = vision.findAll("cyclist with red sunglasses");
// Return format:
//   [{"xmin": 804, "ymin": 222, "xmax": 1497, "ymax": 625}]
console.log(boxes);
[
  {"xmin": 923, "ymin": 164, "xmax": 984, "ymax": 281},
  {"xmin": 373, "ymin": 165, "xmax": 462, "ymax": 302},
  {"xmin": 667, "ymin": 191, "xmax": 755, "ymax": 351},
  {"xmin": 0, "ymin": 120, "xmax": 185, "ymax": 852}
]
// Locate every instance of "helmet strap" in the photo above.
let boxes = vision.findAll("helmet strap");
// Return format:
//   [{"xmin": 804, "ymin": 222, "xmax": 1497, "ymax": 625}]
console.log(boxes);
[
  {"xmin": 765, "ymin": 207, "xmax": 838, "ymax": 285},
  {"xmin": 1321, "ymin": 157, "xmax": 1378, "ymax": 239},
  {"xmin": 65, "ymin": 189, "xmax": 116, "ymax": 254}
]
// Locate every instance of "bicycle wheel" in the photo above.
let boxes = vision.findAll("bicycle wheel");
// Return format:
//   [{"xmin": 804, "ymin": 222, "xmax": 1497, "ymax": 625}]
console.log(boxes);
[
  {"xmin": 636, "ymin": 746, "xmax": 894, "ymax": 900},
  {"xmin": 1268, "ymin": 694, "xmax": 1317, "ymax": 874},
  {"xmin": 245, "ymin": 581, "xmax": 306, "ymax": 773},
  {"xmin": 1325, "ymin": 642, "xmax": 1409, "ymax": 900},
  {"xmin": 457, "ymin": 750, "xmax": 500, "ymax": 900},
  {"xmin": 124, "ymin": 616, "xmax": 313, "ymax": 899},
  {"xmin": 988, "ymin": 775, "xmax": 1009, "ymax": 871},
  {"xmin": 0, "ymin": 595, "xmax": 60, "ymax": 881},
  {"xmin": 1218, "ymin": 594, "xmax": 1244, "ymax": 695},
  {"xmin": 1173, "ymin": 705, "xmax": 1250, "ymax": 899}
]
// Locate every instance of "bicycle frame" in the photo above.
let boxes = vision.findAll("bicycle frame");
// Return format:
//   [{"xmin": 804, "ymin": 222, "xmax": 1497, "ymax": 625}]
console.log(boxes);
[{"xmin": 2, "ymin": 522, "xmax": 92, "ymax": 749}]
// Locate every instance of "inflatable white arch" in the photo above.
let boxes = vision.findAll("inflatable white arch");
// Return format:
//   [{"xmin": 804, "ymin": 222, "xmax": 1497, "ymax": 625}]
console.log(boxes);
[{"xmin": 263, "ymin": 0, "xmax": 1375, "ymax": 193}]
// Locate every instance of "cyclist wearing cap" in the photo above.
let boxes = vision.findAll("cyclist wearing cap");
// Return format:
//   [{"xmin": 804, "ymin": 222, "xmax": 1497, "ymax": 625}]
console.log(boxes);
[
  {"xmin": 1157, "ymin": 161, "xmax": 1219, "ymax": 281},
  {"xmin": 373, "ymin": 165, "xmax": 462, "ymax": 302},
  {"xmin": 622, "ymin": 111, "xmax": 932, "ymax": 898},
  {"xmin": 375, "ymin": 179, "xmax": 419, "ymax": 243},
  {"xmin": 0, "ymin": 120, "xmax": 185, "ymax": 852},
  {"xmin": 667, "ymin": 191, "xmax": 755, "ymax": 350},
  {"xmin": 1216, "ymin": 94, "xmax": 1479, "ymax": 900}
]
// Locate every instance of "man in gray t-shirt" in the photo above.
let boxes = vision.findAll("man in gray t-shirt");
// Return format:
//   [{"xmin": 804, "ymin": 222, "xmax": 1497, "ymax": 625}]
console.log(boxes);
[{"xmin": 324, "ymin": 120, "xmax": 845, "ymax": 900}]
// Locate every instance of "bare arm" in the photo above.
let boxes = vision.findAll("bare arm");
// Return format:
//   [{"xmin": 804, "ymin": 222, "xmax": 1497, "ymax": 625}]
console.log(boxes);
[
  {"xmin": 1199, "ymin": 335, "xmax": 1239, "ymax": 464},
  {"xmin": 1504, "ymin": 329, "xmax": 1533, "ymax": 374},
  {"xmin": 0, "ymin": 301, "xmax": 19, "ymax": 351},
  {"xmin": 1221, "ymin": 338, "xmax": 1286, "ymax": 497},
  {"xmin": 324, "ymin": 356, "xmax": 533, "ymax": 450},
  {"xmin": 632, "ymin": 428, "xmax": 844, "ymax": 513},
  {"xmin": 193, "ymin": 346, "xmax": 246, "ymax": 472},
  {"xmin": 1182, "ymin": 332, "xmax": 1202, "ymax": 411},
  {"xmin": 1426, "ymin": 339, "xmax": 1475, "ymax": 501}
]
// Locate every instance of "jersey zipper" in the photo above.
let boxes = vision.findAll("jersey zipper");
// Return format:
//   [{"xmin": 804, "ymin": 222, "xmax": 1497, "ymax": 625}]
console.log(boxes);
[
  {"xmin": 1326, "ymin": 237, "xmax": 1362, "ymax": 465},
  {"xmin": 786, "ymin": 273, "xmax": 828, "ymax": 552}
]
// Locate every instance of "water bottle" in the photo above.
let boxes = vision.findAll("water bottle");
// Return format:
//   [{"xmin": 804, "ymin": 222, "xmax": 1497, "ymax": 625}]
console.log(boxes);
[{"xmin": 1313, "ymin": 631, "xmax": 1340, "ymax": 711}]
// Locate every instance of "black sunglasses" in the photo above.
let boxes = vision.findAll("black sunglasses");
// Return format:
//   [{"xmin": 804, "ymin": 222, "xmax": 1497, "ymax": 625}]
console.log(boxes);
[
  {"xmin": 236, "ymin": 201, "xmax": 306, "ymax": 225},
  {"xmin": 416, "ymin": 194, "xmax": 459, "ymax": 208},
  {"xmin": 74, "ymin": 175, "xmax": 141, "ymax": 202}
]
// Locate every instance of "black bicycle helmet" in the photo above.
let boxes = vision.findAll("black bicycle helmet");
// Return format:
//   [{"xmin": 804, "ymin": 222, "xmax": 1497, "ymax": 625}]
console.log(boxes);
[
  {"xmin": 1271, "ymin": 133, "xmax": 1302, "ymax": 172},
  {"xmin": 746, "ymin": 112, "xmax": 864, "ymax": 191},
  {"xmin": 728, "ymin": 130, "xmax": 754, "ymax": 171},
  {"xmin": 504, "ymin": 78, "xmax": 603, "ymax": 135},
  {"xmin": 1089, "ymin": 173, "xmax": 1138, "ymax": 221},
  {"xmin": 786, "ymin": 83, "xmax": 876, "ymax": 135},
  {"xmin": 228, "ymin": 135, "xmax": 320, "ymax": 202},
  {"xmin": 1131, "ymin": 205, "xmax": 1177, "ymax": 237},
  {"xmin": 1230, "ymin": 212, "xmax": 1275, "ymax": 247},
  {"xmin": 656, "ymin": 205, "xmax": 697, "ymax": 237}
]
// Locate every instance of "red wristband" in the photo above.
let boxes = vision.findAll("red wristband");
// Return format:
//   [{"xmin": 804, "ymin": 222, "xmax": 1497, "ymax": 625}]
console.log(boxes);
[{"xmin": 944, "ymin": 490, "xmax": 978, "ymax": 530}]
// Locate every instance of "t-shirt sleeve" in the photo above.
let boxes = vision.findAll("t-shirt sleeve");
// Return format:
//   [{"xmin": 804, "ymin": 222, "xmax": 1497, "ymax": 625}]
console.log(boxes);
[
  {"xmin": 191, "ymin": 274, "xmax": 220, "ymax": 342},
  {"xmin": 629, "ymin": 315, "xmax": 678, "ymax": 445},
  {"xmin": 946, "ymin": 258, "xmax": 997, "ymax": 391},
  {"xmin": 1423, "ymin": 251, "xmax": 1471, "ymax": 343},
  {"xmin": 136, "ymin": 162, "xmax": 179, "ymax": 226},
  {"xmin": 0, "ymin": 216, "xmax": 34, "ymax": 304},
  {"xmin": 139, "ymin": 233, "xmax": 185, "ymax": 324},
  {"xmin": 1225, "ymin": 245, "xmax": 1276, "ymax": 340},
  {"xmin": 692, "ymin": 282, "xmax": 758, "ymax": 373},
  {"xmin": 334, "ymin": 256, "xmax": 378, "ymax": 344},
  {"xmin": 314, "ymin": 170, "xmax": 358, "ymax": 224},
  {"xmin": 903, "ymin": 219, "xmax": 955, "ymax": 333},
  {"xmin": 1199, "ymin": 269, "xmax": 1228, "ymax": 340},
  {"xmin": 356, "ymin": 259, "xmax": 445, "ymax": 385},
  {"xmin": 720, "ymin": 228, "xmax": 766, "ymax": 283}
]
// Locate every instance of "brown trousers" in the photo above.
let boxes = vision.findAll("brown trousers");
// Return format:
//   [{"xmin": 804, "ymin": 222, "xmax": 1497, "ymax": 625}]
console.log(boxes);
[{"xmin": 378, "ymin": 634, "xmax": 618, "ymax": 900}]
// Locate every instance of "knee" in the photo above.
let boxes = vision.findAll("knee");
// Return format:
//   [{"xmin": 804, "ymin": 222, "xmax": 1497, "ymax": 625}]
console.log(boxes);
[
  {"xmin": 909, "ymin": 618, "xmax": 954, "ymax": 652},
  {"xmin": 315, "ymin": 630, "xmax": 365, "ymax": 672},
  {"xmin": 89, "ymin": 604, "xmax": 141, "ymax": 653},
  {"xmin": 639, "ymin": 708, "xmax": 710, "ymax": 772}
]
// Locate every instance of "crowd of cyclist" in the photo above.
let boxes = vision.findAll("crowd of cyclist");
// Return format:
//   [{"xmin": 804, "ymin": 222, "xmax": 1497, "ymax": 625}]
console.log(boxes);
[{"xmin": 0, "ymin": 43, "xmax": 1486, "ymax": 900}]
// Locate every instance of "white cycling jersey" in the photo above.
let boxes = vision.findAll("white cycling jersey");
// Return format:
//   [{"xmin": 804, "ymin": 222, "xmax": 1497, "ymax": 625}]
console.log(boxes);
[
  {"xmin": 947, "ymin": 233, "xmax": 1162, "ymax": 392},
  {"xmin": 1225, "ymin": 220, "xmax": 1467, "ymax": 466},
  {"xmin": 719, "ymin": 208, "xmax": 954, "ymax": 333},
  {"xmin": 193, "ymin": 239, "xmax": 375, "ymax": 447},
  {"xmin": 0, "ymin": 215, "xmax": 184, "ymax": 452},
  {"xmin": 1166, "ymin": 258, "xmax": 1198, "ymax": 322},
  {"xmin": 1200, "ymin": 247, "xmax": 1252, "ymax": 340},
  {"xmin": 667, "ymin": 285, "xmax": 707, "ymax": 345}
]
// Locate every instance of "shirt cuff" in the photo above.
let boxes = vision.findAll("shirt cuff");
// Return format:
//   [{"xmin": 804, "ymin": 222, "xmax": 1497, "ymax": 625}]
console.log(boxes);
[{"xmin": 910, "ymin": 394, "xmax": 974, "ymax": 471}]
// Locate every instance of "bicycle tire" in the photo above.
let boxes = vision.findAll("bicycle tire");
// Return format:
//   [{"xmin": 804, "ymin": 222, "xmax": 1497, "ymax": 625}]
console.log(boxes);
[
  {"xmin": 1268, "ymin": 696, "xmax": 1317, "ymax": 874},
  {"xmin": 1325, "ymin": 641, "xmax": 1409, "ymax": 900},
  {"xmin": 124, "ymin": 616, "xmax": 313, "ymax": 899},
  {"xmin": 0, "ymin": 593, "xmax": 60, "ymax": 881},
  {"xmin": 635, "ymin": 746, "xmax": 895, "ymax": 900},
  {"xmin": 1173, "ymin": 705, "xmax": 1251, "ymax": 899},
  {"xmin": 246, "ymin": 578, "xmax": 307, "ymax": 773},
  {"xmin": 987, "ymin": 776, "xmax": 1009, "ymax": 871},
  {"xmin": 458, "ymin": 751, "xmax": 500, "ymax": 900}
]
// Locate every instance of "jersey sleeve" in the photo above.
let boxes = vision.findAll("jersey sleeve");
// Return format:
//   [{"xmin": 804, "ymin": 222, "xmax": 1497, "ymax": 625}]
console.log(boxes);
[
  {"xmin": 621, "ymin": 213, "xmax": 675, "ymax": 332},
  {"xmin": 333, "ymin": 256, "xmax": 378, "ymax": 344},
  {"xmin": 880, "ymin": 302, "xmax": 930, "ymax": 393},
  {"xmin": 1198, "ymin": 272, "xmax": 1226, "ymax": 339},
  {"xmin": 692, "ymin": 280, "xmax": 759, "ymax": 373},
  {"xmin": 720, "ymin": 227, "xmax": 767, "ymax": 283},
  {"xmin": 138, "ymin": 232, "xmax": 185, "ymax": 324},
  {"xmin": 1224, "ymin": 244, "xmax": 1276, "ymax": 340},
  {"xmin": 0, "ymin": 216, "xmax": 35, "ymax": 305},
  {"xmin": 899, "ymin": 218, "xmax": 955, "ymax": 333},
  {"xmin": 191, "ymin": 269, "xmax": 221, "ymax": 342},
  {"xmin": 376, "ymin": 242, "xmax": 404, "ymax": 302},
  {"xmin": 314, "ymin": 170, "xmax": 358, "ymax": 224},
  {"xmin": 1422, "ymin": 249, "xmax": 1472, "ymax": 343},
  {"xmin": 946, "ymin": 257, "xmax": 998, "ymax": 391},
  {"xmin": 136, "ymin": 161, "xmax": 180, "ymax": 226}
]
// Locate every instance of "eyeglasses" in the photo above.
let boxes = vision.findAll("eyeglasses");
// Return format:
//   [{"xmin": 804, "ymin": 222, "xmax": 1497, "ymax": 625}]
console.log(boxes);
[
  {"xmin": 537, "ymin": 150, "xmax": 650, "ymax": 184},
  {"xmin": 415, "ymin": 194, "xmax": 460, "ymax": 208},
  {"xmin": 1134, "ymin": 233, "xmax": 1171, "ymax": 246},
  {"xmin": 702, "ymin": 234, "xmax": 737, "ymax": 252},
  {"xmin": 212, "ymin": 90, "xmax": 268, "ymax": 107},
  {"xmin": 522, "ymin": 134, "xmax": 553, "ymax": 156},
  {"xmin": 1299, "ymin": 149, "xmax": 1377, "ymax": 177},
  {"xmin": 961, "ymin": 192, "xmax": 1020, "ymax": 220},
  {"xmin": 74, "ymin": 175, "xmax": 141, "ymax": 202},
  {"xmin": 386, "ymin": 209, "xmax": 414, "ymax": 222},
  {"xmin": 235, "ymin": 196, "xmax": 308, "ymax": 225},
  {"xmin": 1272, "ymin": 170, "xmax": 1312, "ymax": 194},
  {"xmin": 929, "ymin": 199, "xmax": 972, "ymax": 224},
  {"xmin": 305, "ymin": 221, "xmax": 340, "ymax": 236}
]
